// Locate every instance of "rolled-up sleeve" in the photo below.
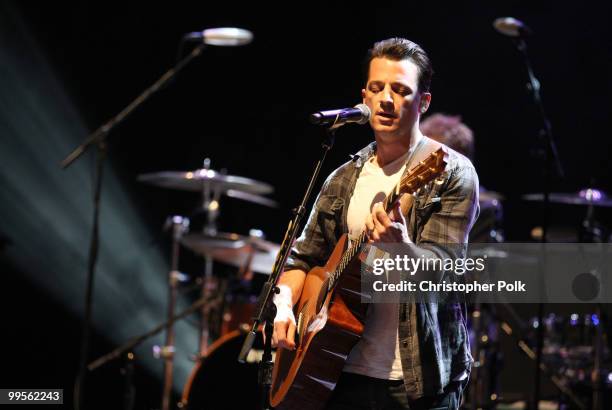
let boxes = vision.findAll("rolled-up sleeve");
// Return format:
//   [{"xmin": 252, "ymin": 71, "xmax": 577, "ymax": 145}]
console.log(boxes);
[{"xmin": 284, "ymin": 176, "xmax": 334, "ymax": 274}]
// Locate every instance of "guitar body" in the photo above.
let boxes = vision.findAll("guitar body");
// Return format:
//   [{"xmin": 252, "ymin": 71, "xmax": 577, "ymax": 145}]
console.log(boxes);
[{"xmin": 270, "ymin": 234, "xmax": 369, "ymax": 409}]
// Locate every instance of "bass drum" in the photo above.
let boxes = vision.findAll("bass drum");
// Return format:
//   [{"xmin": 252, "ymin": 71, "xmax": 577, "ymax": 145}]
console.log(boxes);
[{"xmin": 181, "ymin": 330, "xmax": 267, "ymax": 410}]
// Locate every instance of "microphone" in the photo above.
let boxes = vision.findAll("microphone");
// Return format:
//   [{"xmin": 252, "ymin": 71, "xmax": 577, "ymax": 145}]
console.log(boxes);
[
  {"xmin": 183, "ymin": 27, "xmax": 254, "ymax": 46},
  {"xmin": 493, "ymin": 17, "xmax": 532, "ymax": 37},
  {"xmin": 309, "ymin": 104, "xmax": 371, "ymax": 127}
]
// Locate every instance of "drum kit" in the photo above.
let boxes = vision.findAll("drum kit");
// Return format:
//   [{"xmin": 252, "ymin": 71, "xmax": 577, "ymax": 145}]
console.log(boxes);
[
  {"xmin": 137, "ymin": 159, "xmax": 280, "ymax": 410},
  {"xmin": 523, "ymin": 188, "xmax": 612, "ymax": 243},
  {"xmin": 465, "ymin": 187, "xmax": 612, "ymax": 410}
]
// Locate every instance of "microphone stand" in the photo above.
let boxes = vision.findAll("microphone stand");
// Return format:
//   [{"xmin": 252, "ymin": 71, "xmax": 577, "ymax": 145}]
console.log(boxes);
[
  {"xmin": 87, "ymin": 294, "xmax": 215, "ymax": 372},
  {"xmin": 61, "ymin": 42, "xmax": 206, "ymax": 410},
  {"xmin": 511, "ymin": 36, "xmax": 564, "ymax": 410},
  {"xmin": 238, "ymin": 126, "xmax": 338, "ymax": 410}
]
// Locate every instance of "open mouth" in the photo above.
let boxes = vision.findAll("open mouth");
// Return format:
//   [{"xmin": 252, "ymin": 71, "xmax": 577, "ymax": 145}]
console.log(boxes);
[{"xmin": 376, "ymin": 112, "xmax": 397, "ymax": 120}]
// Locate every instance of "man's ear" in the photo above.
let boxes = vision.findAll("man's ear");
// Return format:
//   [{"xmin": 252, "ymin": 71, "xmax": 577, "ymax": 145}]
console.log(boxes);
[{"xmin": 419, "ymin": 92, "xmax": 432, "ymax": 114}]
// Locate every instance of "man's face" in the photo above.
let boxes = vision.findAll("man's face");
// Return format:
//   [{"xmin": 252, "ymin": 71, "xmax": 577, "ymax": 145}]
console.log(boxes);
[{"xmin": 362, "ymin": 57, "xmax": 430, "ymax": 139}]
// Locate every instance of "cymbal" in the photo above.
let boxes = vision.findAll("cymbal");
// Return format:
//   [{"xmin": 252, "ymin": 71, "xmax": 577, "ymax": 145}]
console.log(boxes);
[
  {"xmin": 181, "ymin": 232, "xmax": 280, "ymax": 275},
  {"xmin": 469, "ymin": 247, "xmax": 538, "ymax": 264},
  {"xmin": 522, "ymin": 188, "xmax": 612, "ymax": 207},
  {"xmin": 137, "ymin": 169, "xmax": 273, "ymax": 195},
  {"xmin": 181, "ymin": 232, "xmax": 247, "ymax": 251},
  {"xmin": 225, "ymin": 189, "xmax": 278, "ymax": 208}
]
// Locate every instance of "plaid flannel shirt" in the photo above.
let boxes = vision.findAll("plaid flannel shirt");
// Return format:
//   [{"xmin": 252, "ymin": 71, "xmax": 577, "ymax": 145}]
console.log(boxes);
[{"xmin": 285, "ymin": 139, "xmax": 480, "ymax": 398}]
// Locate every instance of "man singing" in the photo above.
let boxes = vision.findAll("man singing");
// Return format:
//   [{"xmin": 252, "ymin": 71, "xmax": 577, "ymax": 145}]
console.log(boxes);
[{"xmin": 273, "ymin": 37, "xmax": 479, "ymax": 410}]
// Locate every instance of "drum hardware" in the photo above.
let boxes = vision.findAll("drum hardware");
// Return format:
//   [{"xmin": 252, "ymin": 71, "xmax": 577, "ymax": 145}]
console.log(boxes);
[
  {"xmin": 468, "ymin": 303, "xmax": 503, "ymax": 410},
  {"xmin": 471, "ymin": 188, "xmax": 504, "ymax": 244},
  {"xmin": 87, "ymin": 298, "xmax": 214, "ymax": 409},
  {"xmin": 226, "ymin": 189, "xmax": 279, "ymax": 208},
  {"xmin": 522, "ymin": 187, "xmax": 611, "ymax": 407},
  {"xmin": 580, "ymin": 192, "xmax": 608, "ymax": 243},
  {"xmin": 522, "ymin": 187, "xmax": 611, "ymax": 408},
  {"xmin": 525, "ymin": 309, "xmax": 611, "ymax": 410},
  {"xmin": 592, "ymin": 304, "xmax": 605, "ymax": 410},
  {"xmin": 522, "ymin": 189, "xmax": 612, "ymax": 208},
  {"xmin": 153, "ymin": 345, "xmax": 175, "ymax": 360},
  {"xmin": 530, "ymin": 225, "xmax": 578, "ymax": 243},
  {"xmin": 197, "ymin": 158, "xmax": 216, "ymax": 358},
  {"xmin": 139, "ymin": 159, "xmax": 282, "ymax": 407},
  {"xmin": 170, "ymin": 270, "xmax": 190, "ymax": 285},
  {"xmin": 160, "ymin": 215, "xmax": 189, "ymax": 410},
  {"xmin": 462, "ymin": 277, "xmax": 591, "ymax": 409},
  {"xmin": 87, "ymin": 294, "xmax": 218, "ymax": 370},
  {"xmin": 185, "ymin": 280, "xmax": 227, "ymax": 363},
  {"xmin": 495, "ymin": 308, "xmax": 588, "ymax": 410},
  {"xmin": 87, "ymin": 295, "xmax": 220, "ymax": 410},
  {"xmin": 138, "ymin": 159, "xmax": 277, "ymax": 354},
  {"xmin": 139, "ymin": 157, "xmax": 274, "ymax": 346},
  {"xmin": 524, "ymin": 187, "xmax": 611, "ymax": 243},
  {"xmin": 180, "ymin": 230, "xmax": 281, "ymax": 276},
  {"xmin": 217, "ymin": 230, "xmax": 262, "ymax": 337},
  {"xmin": 237, "ymin": 229, "xmax": 267, "ymax": 279},
  {"xmin": 181, "ymin": 228, "xmax": 279, "ymax": 338},
  {"xmin": 136, "ymin": 162, "xmax": 274, "ymax": 197},
  {"xmin": 175, "ymin": 276, "xmax": 222, "ymax": 300}
]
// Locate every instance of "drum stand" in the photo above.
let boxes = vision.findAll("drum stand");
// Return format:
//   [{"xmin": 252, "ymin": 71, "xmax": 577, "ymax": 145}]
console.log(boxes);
[
  {"xmin": 198, "ymin": 158, "xmax": 222, "ymax": 357},
  {"xmin": 469, "ymin": 302, "xmax": 500, "ymax": 410},
  {"xmin": 160, "ymin": 215, "xmax": 189, "ymax": 410}
]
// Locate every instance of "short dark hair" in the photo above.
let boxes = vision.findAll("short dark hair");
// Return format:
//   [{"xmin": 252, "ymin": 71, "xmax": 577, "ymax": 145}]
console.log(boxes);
[{"xmin": 365, "ymin": 38, "xmax": 433, "ymax": 93}]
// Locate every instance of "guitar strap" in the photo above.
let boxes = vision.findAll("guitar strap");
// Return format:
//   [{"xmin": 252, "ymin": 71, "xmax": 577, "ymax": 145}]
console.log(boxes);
[{"xmin": 398, "ymin": 136, "xmax": 443, "ymax": 216}]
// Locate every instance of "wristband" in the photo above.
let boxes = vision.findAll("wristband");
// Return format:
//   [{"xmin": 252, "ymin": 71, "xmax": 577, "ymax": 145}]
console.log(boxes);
[{"xmin": 273, "ymin": 285, "xmax": 296, "ymax": 325}]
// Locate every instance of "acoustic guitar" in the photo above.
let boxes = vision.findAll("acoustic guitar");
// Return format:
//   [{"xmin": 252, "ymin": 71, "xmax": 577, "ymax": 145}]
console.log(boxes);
[{"xmin": 270, "ymin": 147, "xmax": 448, "ymax": 409}]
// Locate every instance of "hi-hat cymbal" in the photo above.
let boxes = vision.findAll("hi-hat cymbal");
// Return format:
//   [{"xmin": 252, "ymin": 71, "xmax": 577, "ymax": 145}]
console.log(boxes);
[
  {"xmin": 522, "ymin": 188, "xmax": 612, "ymax": 207},
  {"xmin": 181, "ymin": 232, "xmax": 280, "ymax": 275},
  {"xmin": 137, "ymin": 168, "xmax": 273, "ymax": 195}
]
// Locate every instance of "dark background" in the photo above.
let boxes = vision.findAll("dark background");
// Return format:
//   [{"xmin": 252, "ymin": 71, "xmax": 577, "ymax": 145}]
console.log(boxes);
[{"xmin": 1, "ymin": 1, "xmax": 611, "ymax": 409}]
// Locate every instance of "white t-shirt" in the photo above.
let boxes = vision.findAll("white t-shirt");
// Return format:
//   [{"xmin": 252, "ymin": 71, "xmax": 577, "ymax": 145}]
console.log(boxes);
[{"xmin": 343, "ymin": 149, "xmax": 412, "ymax": 380}]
